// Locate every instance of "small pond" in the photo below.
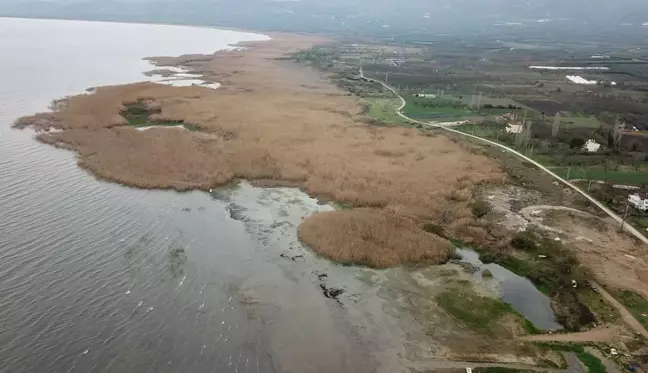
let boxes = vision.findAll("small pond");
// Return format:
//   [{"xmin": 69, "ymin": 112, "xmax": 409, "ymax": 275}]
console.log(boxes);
[{"xmin": 457, "ymin": 248, "xmax": 563, "ymax": 331}]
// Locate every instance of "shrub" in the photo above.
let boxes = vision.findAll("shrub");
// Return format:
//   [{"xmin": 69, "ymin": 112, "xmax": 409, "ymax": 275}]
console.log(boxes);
[
  {"xmin": 423, "ymin": 223, "xmax": 445, "ymax": 237},
  {"xmin": 510, "ymin": 231, "xmax": 538, "ymax": 251},
  {"xmin": 471, "ymin": 199, "xmax": 492, "ymax": 218}
]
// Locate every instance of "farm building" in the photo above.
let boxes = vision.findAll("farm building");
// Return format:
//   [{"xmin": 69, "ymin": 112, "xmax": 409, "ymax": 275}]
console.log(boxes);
[
  {"xmin": 628, "ymin": 194, "xmax": 648, "ymax": 211},
  {"xmin": 582, "ymin": 139, "xmax": 601, "ymax": 153},
  {"xmin": 506, "ymin": 123, "xmax": 523, "ymax": 134}
]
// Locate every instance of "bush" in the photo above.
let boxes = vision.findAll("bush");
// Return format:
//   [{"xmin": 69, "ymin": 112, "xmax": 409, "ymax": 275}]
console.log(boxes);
[
  {"xmin": 570, "ymin": 137, "xmax": 586, "ymax": 149},
  {"xmin": 423, "ymin": 223, "xmax": 445, "ymax": 237},
  {"xmin": 471, "ymin": 199, "xmax": 492, "ymax": 218},
  {"xmin": 510, "ymin": 231, "xmax": 539, "ymax": 251},
  {"xmin": 577, "ymin": 352, "xmax": 606, "ymax": 373}
]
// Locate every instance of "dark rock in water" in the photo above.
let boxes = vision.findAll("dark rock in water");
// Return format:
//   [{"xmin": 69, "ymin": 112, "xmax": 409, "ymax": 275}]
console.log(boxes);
[
  {"xmin": 320, "ymin": 284, "xmax": 344, "ymax": 301},
  {"xmin": 226, "ymin": 203, "xmax": 247, "ymax": 221},
  {"xmin": 482, "ymin": 269, "xmax": 493, "ymax": 278},
  {"xmin": 317, "ymin": 273, "xmax": 328, "ymax": 280},
  {"xmin": 181, "ymin": 207, "xmax": 192, "ymax": 212},
  {"xmin": 280, "ymin": 253, "xmax": 304, "ymax": 261}
]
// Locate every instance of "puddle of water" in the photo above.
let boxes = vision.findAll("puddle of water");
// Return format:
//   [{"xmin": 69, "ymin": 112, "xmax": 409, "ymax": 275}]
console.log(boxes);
[{"xmin": 457, "ymin": 248, "xmax": 563, "ymax": 331}]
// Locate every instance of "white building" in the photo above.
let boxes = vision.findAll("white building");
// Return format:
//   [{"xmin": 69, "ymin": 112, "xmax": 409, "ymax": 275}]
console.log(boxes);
[
  {"xmin": 415, "ymin": 93, "xmax": 436, "ymax": 98},
  {"xmin": 506, "ymin": 123, "xmax": 523, "ymax": 134},
  {"xmin": 582, "ymin": 139, "xmax": 601, "ymax": 153},
  {"xmin": 628, "ymin": 194, "xmax": 648, "ymax": 211}
]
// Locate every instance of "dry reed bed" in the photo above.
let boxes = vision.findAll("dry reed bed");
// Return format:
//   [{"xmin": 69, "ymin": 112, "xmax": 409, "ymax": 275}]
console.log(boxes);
[
  {"xmin": 298, "ymin": 209, "xmax": 454, "ymax": 268},
  {"xmin": 15, "ymin": 33, "xmax": 505, "ymax": 267}
]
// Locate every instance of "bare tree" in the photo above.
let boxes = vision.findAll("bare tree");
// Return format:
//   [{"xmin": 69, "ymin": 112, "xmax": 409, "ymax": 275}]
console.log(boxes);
[
  {"xmin": 613, "ymin": 118, "xmax": 625, "ymax": 149},
  {"xmin": 516, "ymin": 119, "xmax": 533, "ymax": 151},
  {"xmin": 552, "ymin": 113, "xmax": 561, "ymax": 138}
]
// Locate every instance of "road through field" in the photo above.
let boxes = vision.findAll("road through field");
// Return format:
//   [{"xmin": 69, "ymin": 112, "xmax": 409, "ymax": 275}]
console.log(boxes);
[{"xmin": 359, "ymin": 68, "xmax": 648, "ymax": 247}]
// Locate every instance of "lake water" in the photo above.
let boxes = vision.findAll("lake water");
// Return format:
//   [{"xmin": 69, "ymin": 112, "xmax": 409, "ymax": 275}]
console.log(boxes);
[{"xmin": 0, "ymin": 18, "xmax": 373, "ymax": 373}]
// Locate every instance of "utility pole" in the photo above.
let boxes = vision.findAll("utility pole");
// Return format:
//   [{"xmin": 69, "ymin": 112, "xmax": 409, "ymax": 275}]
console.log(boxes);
[
  {"xmin": 566, "ymin": 166, "xmax": 571, "ymax": 180},
  {"xmin": 587, "ymin": 180, "xmax": 593, "ymax": 192},
  {"xmin": 620, "ymin": 204, "xmax": 630, "ymax": 232}
]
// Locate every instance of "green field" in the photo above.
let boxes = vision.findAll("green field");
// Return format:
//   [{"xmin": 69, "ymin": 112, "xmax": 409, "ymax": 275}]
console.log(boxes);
[
  {"xmin": 552, "ymin": 167, "xmax": 648, "ymax": 185},
  {"xmin": 560, "ymin": 115, "xmax": 601, "ymax": 129},
  {"xmin": 362, "ymin": 98, "xmax": 412, "ymax": 125},
  {"xmin": 402, "ymin": 96, "xmax": 473, "ymax": 120}
]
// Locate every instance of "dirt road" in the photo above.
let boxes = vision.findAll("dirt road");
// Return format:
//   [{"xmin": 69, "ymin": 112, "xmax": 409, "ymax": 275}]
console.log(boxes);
[
  {"xmin": 592, "ymin": 282, "xmax": 648, "ymax": 339},
  {"xmin": 519, "ymin": 327, "xmax": 620, "ymax": 343}
]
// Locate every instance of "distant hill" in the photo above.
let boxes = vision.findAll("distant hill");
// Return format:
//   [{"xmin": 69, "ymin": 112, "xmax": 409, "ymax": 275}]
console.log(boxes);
[{"xmin": 1, "ymin": 0, "xmax": 648, "ymax": 37}]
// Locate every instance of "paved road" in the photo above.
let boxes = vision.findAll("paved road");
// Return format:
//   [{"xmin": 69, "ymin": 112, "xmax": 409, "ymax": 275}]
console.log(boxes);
[{"xmin": 359, "ymin": 68, "xmax": 648, "ymax": 246}]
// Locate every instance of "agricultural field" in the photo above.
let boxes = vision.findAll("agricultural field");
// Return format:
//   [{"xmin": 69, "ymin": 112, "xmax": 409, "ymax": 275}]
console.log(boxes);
[
  {"xmin": 402, "ymin": 96, "xmax": 473, "ymax": 120},
  {"xmin": 551, "ymin": 167, "xmax": 648, "ymax": 185}
]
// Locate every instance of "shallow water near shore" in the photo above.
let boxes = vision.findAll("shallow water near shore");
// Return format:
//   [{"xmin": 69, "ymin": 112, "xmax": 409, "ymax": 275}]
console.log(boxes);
[
  {"xmin": 457, "ymin": 248, "xmax": 563, "ymax": 331},
  {"xmin": 0, "ymin": 18, "xmax": 377, "ymax": 373}
]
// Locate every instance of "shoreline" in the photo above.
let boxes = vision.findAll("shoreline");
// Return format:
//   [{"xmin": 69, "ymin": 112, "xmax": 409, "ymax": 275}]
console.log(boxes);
[
  {"xmin": 5, "ymin": 18, "xmax": 643, "ymax": 371},
  {"xmin": 14, "ymin": 25, "xmax": 505, "ymax": 264}
]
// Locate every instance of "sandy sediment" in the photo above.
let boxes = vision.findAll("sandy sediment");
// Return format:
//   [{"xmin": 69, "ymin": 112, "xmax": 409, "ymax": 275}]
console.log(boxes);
[{"xmin": 14, "ymin": 32, "xmax": 505, "ymax": 266}]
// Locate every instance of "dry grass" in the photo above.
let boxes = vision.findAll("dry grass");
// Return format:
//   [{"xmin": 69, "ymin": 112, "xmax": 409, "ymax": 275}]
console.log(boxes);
[
  {"xmin": 299, "ymin": 209, "xmax": 453, "ymax": 268},
  {"xmin": 15, "ymin": 32, "xmax": 506, "ymax": 266}
]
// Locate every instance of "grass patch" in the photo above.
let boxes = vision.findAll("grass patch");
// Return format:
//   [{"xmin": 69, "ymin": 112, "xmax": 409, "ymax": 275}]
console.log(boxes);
[
  {"xmin": 561, "ymin": 115, "xmax": 601, "ymax": 129},
  {"xmin": 577, "ymin": 351, "xmax": 606, "ymax": 373},
  {"xmin": 614, "ymin": 290, "xmax": 648, "ymax": 330},
  {"xmin": 403, "ymin": 96, "xmax": 473, "ymax": 120},
  {"xmin": 436, "ymin": 287, "xmax": 541, "ymax": 335},
  {"xmin": 553, "ymin": 167, "xmax": 648, "ymax": 185},
  {"xmin": 534, "ymin": 342, "xmax": 606, "ymax": 372},
  {"xmin": 580, "ymin": 288, "xmax": 621, "ymax": 324},
  {"xmin": 361, "ymin": 98, "xmax": 411, "ymax": 126},
  {"xmin": 122, "ymin": 103, "xmax": 202, "ymax": 132}
]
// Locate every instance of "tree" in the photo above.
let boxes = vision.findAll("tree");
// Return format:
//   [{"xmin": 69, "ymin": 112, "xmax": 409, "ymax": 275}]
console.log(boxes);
[
  {"xmin": 552, "ymin": 113, "xmax": 561, "ymax": 138},
  {"xmin": 570, "ymin": 137, "xmax": 586, "ymax": 149},
  {"xmin": 612, "ymin": 118, "xmax": 625, "ymax": 149}
]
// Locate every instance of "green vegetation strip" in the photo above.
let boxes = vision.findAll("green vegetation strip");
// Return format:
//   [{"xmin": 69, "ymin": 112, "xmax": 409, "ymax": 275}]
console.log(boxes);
[
  {"xmin": 436, "ymin": 288, "xmax": 541, "ymax": 335},
  {"xmin": 614, "ymin": 290, "xmax": 648, "ymax": 329},
  {"xmin": 535, "ymin": 343, "xmax": 606, "ymax": 373},
  {"xmin": 122, "ymin": 103, "xmax": 202, "ymax": 132},
  {"xmin": 402, "ymin": 96, "xmax": 473, "ymax": 119},
  {"xmin": 553, "ymin": 167, "xmax": 648, "ymax": 185},
  {"xmin": 361, "ymin": 98, "xmax": 411, "ymax": 126}
]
